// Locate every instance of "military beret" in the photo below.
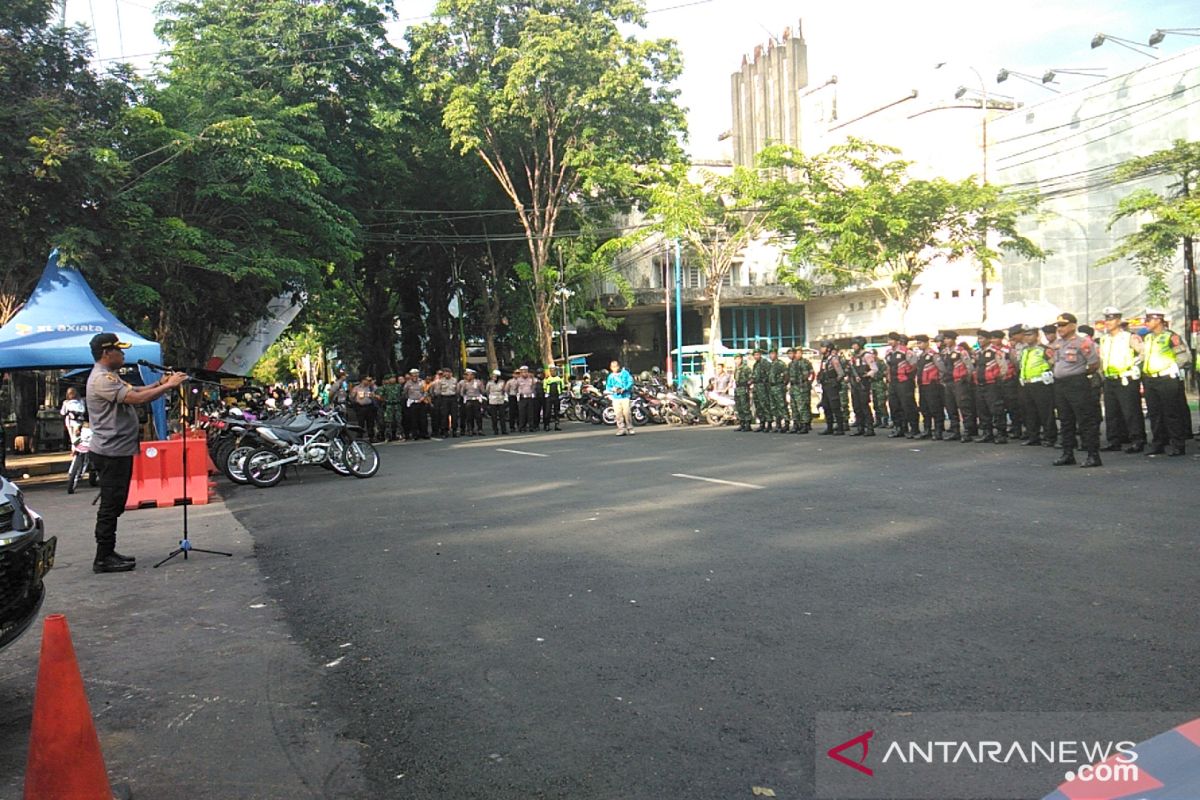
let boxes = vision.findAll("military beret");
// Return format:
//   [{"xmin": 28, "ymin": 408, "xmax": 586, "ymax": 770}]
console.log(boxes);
[
  {"xmin": 988, "ymin": 330, "xmax": 1005, "ymax": 339},
  {"xmin": 1007, "ymin": 324, "xmax": 1023, "ymax": 335},
  {"xmin": 976, "ymin": 329, "xmax": 990, "ymax": 337},
  {"xmin": 1041, "ymin": 324, "xmax": 1057, "ymax": 335},
  {"xmin": 1078, "ymin": 324, "xmax": 1095, "ymax": 336},
  {"xmin": 887, "ymin": 331, "xmax": 903, "ymax": 341},
  {"xmin": 940, "ymin": 330, "xmax": 958, "ymax": 339},
  {"xmin": 914, "ymin": 334, "xmax": 930, "ymax": 343}
]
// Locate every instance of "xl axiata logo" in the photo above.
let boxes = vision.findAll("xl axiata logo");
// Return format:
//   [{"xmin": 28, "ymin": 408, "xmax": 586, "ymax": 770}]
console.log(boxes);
[{"xmin": 827, "ymin": 730, "xmax": 875, "ymax": 776}]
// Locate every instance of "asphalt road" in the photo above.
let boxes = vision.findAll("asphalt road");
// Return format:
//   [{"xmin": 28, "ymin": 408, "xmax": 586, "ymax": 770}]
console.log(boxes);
[{"xmin": 224, "ymin": 422, "xmax": 1200, "ymax": 799}]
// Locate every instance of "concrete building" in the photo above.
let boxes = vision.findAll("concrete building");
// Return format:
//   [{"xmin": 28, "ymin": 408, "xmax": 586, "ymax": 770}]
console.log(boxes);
[
  {"xmin": 992, "ymin": 47, "xmax": 1200, "ymax": 331},
  {"xmin": 591, "ymin": 23, "xmax": 1200, "ymax": 380}
]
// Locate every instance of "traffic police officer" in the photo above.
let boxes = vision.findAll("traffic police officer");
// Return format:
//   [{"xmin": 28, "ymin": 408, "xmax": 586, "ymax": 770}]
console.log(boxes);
[
  {"xmin": 1140, "ymin": 308, "xmax": 1192, "ymax": 456},
  {"xmin": 1017, "ymin": 324, "xmax": 1057, "ymax": 447},
  {"xmin": 1097, "ymin": 307, "xmax": 1146, "ymax": 452}
]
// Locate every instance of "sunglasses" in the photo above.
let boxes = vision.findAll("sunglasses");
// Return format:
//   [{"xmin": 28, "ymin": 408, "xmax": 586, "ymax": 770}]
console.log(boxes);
[{"xmin": 1054, "ymin": 321, "xmax": 1070, "ymax": 327}]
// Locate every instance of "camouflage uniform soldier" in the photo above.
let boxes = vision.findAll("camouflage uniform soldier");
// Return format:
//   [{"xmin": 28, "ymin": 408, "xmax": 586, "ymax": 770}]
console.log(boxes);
[
  {"xmin": 751, "ymin": 349, "xmax": 772, "ymax": 431},
  {"xmin": 733, "ymin": 354, "xmax": 754, "ymax": 432},
  {"xmin": 872, "ymin": 368, "xmax": 889, "ymax": 428},
  {"xmin": 379, "ymin": 375, "xmax": 403, "ymax": 442},
  {"xmin": 787, "ymin": 347, "xmax": 814, "ymax": 434},
  {"xmin": 767, "ymin": 348, "xmax": 789, "ymax": 432}
]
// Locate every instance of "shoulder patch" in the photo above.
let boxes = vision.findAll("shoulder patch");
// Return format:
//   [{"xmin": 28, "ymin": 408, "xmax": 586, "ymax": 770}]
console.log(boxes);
[{"xmin": 105, "ymin": 373, "xmax": 119, "ymax": 383}]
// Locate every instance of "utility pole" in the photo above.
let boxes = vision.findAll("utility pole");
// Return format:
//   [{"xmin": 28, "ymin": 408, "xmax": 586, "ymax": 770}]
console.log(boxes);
[{"xmin": 674, "ymin": 239, "xmax": 684, "ymax": 389}]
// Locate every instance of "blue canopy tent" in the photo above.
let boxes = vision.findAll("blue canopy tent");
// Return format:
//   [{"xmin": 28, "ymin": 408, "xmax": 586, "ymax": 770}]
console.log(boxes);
[{"xmin": 0, "ymin": 250, "xmax": 168, "ymax": 438}]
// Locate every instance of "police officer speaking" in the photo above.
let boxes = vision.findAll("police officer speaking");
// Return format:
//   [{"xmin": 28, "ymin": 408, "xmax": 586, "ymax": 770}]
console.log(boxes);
[{"xmin": 86, "ymin": 332, "xmax": 189, "ymax": 573}]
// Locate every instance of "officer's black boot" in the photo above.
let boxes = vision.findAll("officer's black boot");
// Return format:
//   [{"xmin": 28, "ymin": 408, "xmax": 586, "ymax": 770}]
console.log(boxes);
[
  {"xmin": 820, "ymin": 422, "xmax": 835, "ymax": 435},
  {"xmin": 849, "ymin": 425, "xmax": 863, "ymax": 436},
  {"xmin": 1053, "ymin": 449, "xmax": 1077, "ymax": 466},
  {"xmin": 917, "ymin": 423, "xmax": 932, "ymax": 440},
  {"xmin": 1081, "ymin": 451, "xmax": 1103, "ymax": 468},
  {"xmin": 777, "ymin": 419, "xmax": 789, "ymax": 433},
  {"xmin": 864, "ymin": 423, "xmax": 875, "ymax": 437}
]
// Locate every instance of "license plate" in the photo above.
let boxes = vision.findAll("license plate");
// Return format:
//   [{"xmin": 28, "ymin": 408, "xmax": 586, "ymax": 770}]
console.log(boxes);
[{"xmin": 33, "ymin": 537, "xmax": 57, "ymax": 580}]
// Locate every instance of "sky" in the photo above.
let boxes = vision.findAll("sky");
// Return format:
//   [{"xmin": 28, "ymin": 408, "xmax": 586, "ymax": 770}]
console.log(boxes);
[{"xmin": 68, "ymin": 0, "xmax": 1199, "ymax": 158}]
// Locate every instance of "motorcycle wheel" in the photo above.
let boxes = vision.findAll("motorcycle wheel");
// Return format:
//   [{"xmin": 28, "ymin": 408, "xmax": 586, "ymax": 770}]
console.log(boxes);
[
  {"xmin": 245, "ymin": 448, "xmax": 286, "ymax": 488},
  {"xmin": 601, "ymin": 406, "xmax": 617, "ymax": 425},
  {"xmin": 664, "ymin": 410, "xmax": 683, "ymax": 425},
  {"xmin": 705, "ymin": 408, "xmax": 726, "ymax": 426},
  {"xmin": 327, "ymin": 439, "xmax": 353, "ymax": 476},
  {"xmin": 632, "ymin": 405, "xmax": 649, "ymax": 426},
  {"xmin": 343, "ymin": 439, "xmax": 380, "ymax": 478},
  {"xmin": 224, "ymin": 444, "xmax": 257, "ymax": 485}
]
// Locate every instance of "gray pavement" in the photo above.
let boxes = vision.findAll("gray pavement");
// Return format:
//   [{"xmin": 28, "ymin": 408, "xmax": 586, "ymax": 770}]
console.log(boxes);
[
  {"xmin": 221, "ymin": 423, "xmax": 1200, "ymax": 799},
  {"xmin": 0, "ymin": 480, "xmax": 366, "ymax": 799}
]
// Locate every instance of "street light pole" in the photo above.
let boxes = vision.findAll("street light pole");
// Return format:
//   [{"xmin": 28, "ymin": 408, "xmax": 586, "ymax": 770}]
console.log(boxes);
[
  {"xmin": 946, "ymin": 63, "xmax": 991, "ymax": 322},
  {"xmin": 674, "ymin": 238, "xmax": 684, "ymax": 389}
]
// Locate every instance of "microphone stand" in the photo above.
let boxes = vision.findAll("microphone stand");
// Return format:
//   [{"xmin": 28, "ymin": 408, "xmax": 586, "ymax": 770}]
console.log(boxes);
[{"xmin": 154, "ymin": 378, "xmax": 232, "ymax": 568}]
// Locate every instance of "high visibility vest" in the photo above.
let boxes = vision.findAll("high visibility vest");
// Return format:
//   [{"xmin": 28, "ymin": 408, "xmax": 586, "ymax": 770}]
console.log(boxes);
[
  {"xmin": 1020, "ymin": 346, "xmax": 1051, "ymax": 382},
  {"xmin": 1099, "ymin": 331, "xmax": 1136, "ymax": 376},
  {"xmin": 1142, "ymin": 331, "xmax": 1179, "ymax": 376}
]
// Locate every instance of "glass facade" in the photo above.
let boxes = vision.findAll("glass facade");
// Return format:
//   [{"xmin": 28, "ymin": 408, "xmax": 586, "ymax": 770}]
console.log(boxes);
[{"xmin": 721, "ymin": 305, "xmax": 805, "ymax": 351}]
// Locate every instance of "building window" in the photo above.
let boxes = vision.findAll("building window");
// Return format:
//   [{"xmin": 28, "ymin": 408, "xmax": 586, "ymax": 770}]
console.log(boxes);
[
  {"xmin": 933, "ymin": 292, "xmax": 940, "ymax": 300},
  {"xmin": 848, "ymin": 303, "xmax": 855, "ymax": 312},
  {"xmin": 971, "ymin": 289, "xmax": 977, "ymax": 297},
  {"xmin": 721, "ymin": 305, "xmax": 806, "ymax": 351},
  {"xmin": 858, "ymin": 302, "xmax": 864, "ymax": 310},
  {"xmin": 952, "ymin": 290, "xmax": 960, "ymax": 298},
  {"xmin": 721, "ymin": 264, "xmax": 740, "ymax": 288}
]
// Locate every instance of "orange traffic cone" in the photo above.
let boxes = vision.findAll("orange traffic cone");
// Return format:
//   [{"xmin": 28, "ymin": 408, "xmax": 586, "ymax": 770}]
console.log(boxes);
[{"xmin": 24, "ymin": 613, "xmax": 114, "ymax": 800}]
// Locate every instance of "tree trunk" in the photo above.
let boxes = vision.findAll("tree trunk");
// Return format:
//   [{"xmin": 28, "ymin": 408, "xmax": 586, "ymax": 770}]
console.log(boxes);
[{"xmin": 707, "ymin": 287, "xmax": 724, "ymax": 373}]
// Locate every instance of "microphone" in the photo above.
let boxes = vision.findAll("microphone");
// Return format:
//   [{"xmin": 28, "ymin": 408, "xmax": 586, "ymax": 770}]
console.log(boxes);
[{"xmin": 136, "ymin": 358, "xmax": 175, "ymax": 372}]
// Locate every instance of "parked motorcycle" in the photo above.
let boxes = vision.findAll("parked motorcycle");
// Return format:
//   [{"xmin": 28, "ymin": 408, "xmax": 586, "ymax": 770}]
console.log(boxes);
[
  {"xmin": 701, "ymin": 391, "xmax": 737, "ymax": 426},
  {"xmin": 241, "ymin": 409, "xmax": 379, "ymax": 487}
]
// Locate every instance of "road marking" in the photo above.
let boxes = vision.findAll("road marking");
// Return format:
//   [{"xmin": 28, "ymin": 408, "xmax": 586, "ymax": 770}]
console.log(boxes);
[
  {"xmin": 496, "ymin": 448, "xmax": 549, "ymax": 458},
  {"xmin": 671, "ymin": 473, "xmax": 764, "ymax": 490}
]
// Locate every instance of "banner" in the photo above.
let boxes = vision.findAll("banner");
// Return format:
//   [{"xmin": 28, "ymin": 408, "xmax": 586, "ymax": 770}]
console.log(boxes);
[{"xmin": 206, "ymin": 294, "xmax": 304, "ymax": 376}]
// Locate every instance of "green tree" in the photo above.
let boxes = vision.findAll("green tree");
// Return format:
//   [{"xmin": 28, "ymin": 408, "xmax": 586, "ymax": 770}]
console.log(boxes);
[
  {"xmin": 601, "ymin": 163, "xmax": 776, "ymax": 361},
  {"xmin": 765, "ymin": 140, "xmax": 1042, "ymax": 326},
  {"xmin": 409, "ymin": 0, "xmax": 686, "ymax": 365},
  {"xmin": 0, "ymin": 0, "xmax": 131, "ymax": 323},
  {"xmin": 1100, "ymin": 139, "xmax": 1200, "ymax": 307},
  {"xmin": 86, "ymin": 0, "xmax": 404, "ymax": 366}
]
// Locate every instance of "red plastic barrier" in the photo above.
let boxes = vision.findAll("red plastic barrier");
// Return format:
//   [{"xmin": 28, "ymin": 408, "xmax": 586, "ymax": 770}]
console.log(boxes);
[{"xmin": 125, "ymin": 433, "xmax": 211, "ymax": 510}]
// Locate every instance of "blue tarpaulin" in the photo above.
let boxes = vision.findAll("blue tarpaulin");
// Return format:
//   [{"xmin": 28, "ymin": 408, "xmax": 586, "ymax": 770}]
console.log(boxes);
[{"xmin": 0, "ymin": 250, "xmax": 168, "ymax": 437}]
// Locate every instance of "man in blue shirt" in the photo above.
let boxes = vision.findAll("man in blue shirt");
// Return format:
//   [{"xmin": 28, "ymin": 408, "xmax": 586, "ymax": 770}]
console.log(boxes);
[{"xmin": 604, "ymin": 359, "xmax": 635, "ymax": 436}]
